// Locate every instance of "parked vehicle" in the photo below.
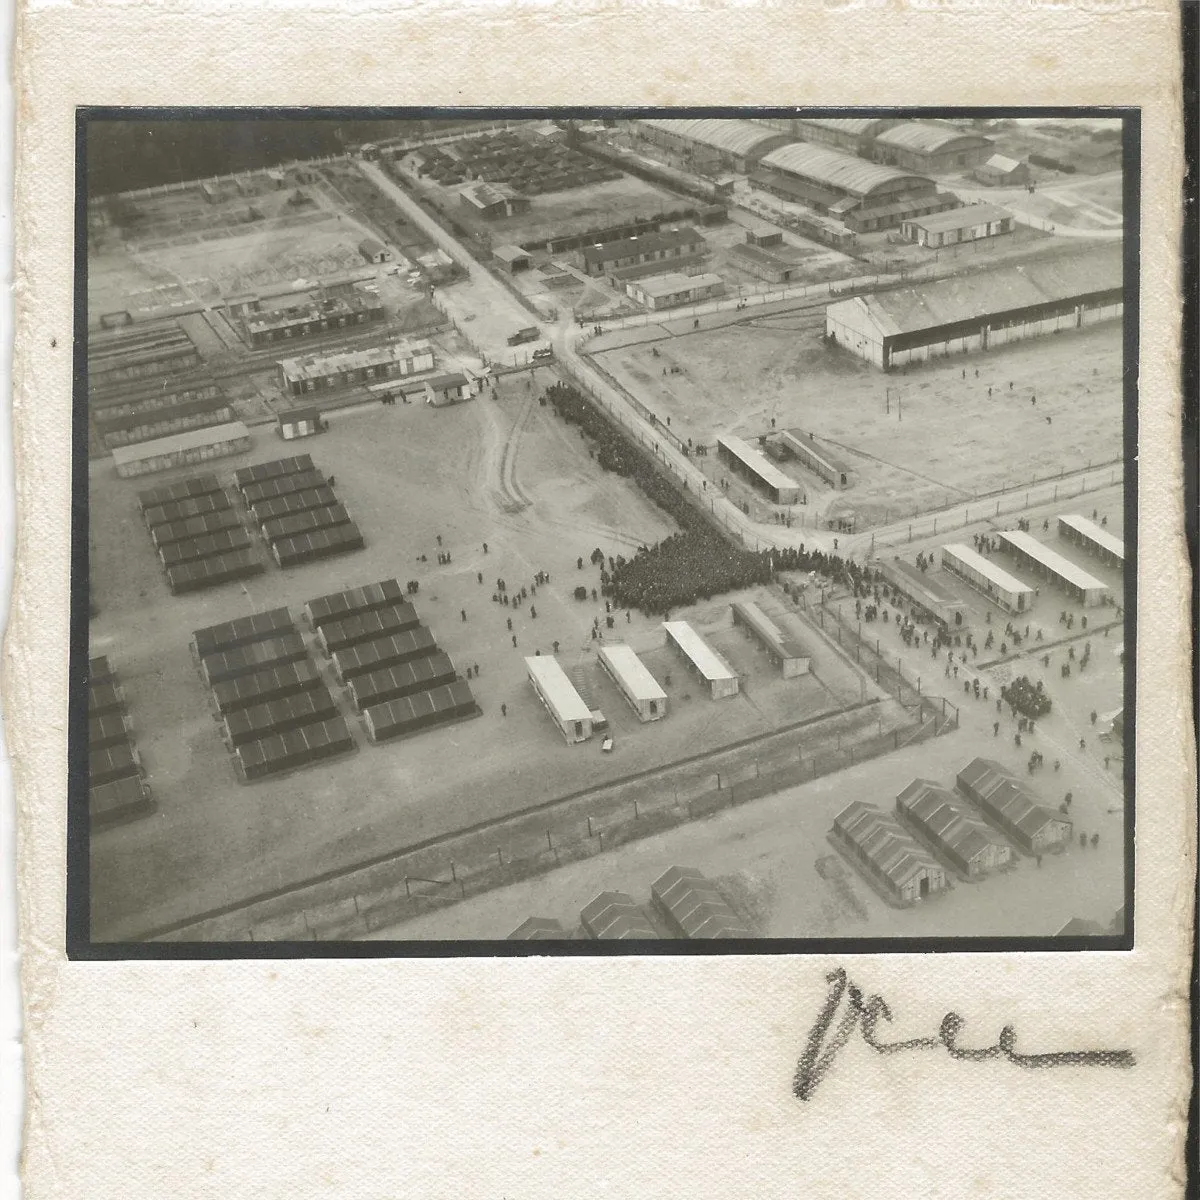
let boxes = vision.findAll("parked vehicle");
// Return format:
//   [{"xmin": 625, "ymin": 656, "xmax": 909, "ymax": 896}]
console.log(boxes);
[{"xmin": 507, "ymin": 327, "xmax": 540, "ymax": 346}]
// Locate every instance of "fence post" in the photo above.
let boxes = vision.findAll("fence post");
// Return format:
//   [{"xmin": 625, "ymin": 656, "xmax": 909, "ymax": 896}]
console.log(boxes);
[{"xmin": 546, "ymin": 829, "xmax": 553, "ymax": 851}]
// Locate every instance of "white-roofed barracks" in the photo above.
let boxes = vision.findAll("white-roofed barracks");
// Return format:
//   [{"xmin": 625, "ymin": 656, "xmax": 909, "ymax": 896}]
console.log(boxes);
[
  {"xmin": 993, "ymin": 529, "xmax": 1109, "ymax": 607},
  {"xmin": 597, "ymin": 644, "xmax": 667, "ymax": 722},
  {"xmin": 716, "ymin": 435, "xmax": 803, "ymax": 505},
  {"xmin": 662, "ymin": 621, "xmax": 739, "ymax": 700},
  {"xmin": 526, "ymin": 656, "xmax": 595, "ymax": 743},
  {"xmin": 940, "ymin": 544, "xmax": 1035, "ymax": 614}
]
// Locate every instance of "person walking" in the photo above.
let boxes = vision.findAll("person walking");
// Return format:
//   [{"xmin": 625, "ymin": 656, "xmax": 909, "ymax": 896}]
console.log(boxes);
[{"xmin": 501, "ymin": 703, "xmax": 507, "ymax": 717}]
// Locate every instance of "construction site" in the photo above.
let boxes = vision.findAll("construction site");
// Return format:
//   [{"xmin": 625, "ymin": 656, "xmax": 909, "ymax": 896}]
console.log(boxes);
[{"xmin": 82, "ymin": 115, "xmax": 1129, "ymax": 946}]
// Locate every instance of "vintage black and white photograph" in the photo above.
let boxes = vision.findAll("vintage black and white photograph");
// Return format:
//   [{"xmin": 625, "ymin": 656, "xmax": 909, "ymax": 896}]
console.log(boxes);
[{"xmin": 77, "ymin": 111, "xmax": 1133, "ymax": 947}]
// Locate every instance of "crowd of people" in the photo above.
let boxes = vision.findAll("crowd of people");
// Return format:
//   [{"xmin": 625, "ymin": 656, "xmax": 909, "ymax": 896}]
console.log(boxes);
[{"xmin": 1000, "ymin": 674, "xmax": 1053, "ymax": 720}]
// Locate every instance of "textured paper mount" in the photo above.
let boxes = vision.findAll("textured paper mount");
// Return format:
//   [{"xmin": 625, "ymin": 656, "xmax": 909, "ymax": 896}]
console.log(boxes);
[{"xmin": 11, "ymin": 3, "xmax": 1194, "ymax": 1199}]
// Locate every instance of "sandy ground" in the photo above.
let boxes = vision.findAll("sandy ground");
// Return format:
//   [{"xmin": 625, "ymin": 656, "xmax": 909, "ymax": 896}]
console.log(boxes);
[
  {"xmin": 593, "ymin": 316, "xmax": 1123, "ymax": 529},
  {"xmin": 88, "ymin": 370, "xmax": 889, "ymax": 938}
]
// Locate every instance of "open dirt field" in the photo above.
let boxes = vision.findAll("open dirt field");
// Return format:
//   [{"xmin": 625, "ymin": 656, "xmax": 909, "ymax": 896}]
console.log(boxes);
[
  {"xmin": 88, "ymin": 191, "xmax": 385, "ymax": 317},
  {"xmin": 592, "ymin": 315, "xmax": 1123, "ymax": 528},
  {"xmin": 88, "ymin": 370, "xmax": 883, "ymax": 939},
  {"xmin": 414, "ymin": 170, "xmax": 686, "ymax": 249}
]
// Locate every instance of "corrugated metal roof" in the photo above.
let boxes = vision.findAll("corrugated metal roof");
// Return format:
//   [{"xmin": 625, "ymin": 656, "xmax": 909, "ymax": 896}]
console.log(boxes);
[
  {"xmin": 876, "ymin": 123, "xmax": 993, "ymax": 155},
  {"xmin": 797, "ymin": 117, "xmax": 894, "ymax": 138},
  {"xmin": 957, "ymin": 756, "xmax": 1009, "ymax": 794},
  {"xmin": 652, "ymin": 866, "xmax": 752, "ymax": 938},
  {"xmin": 761, "ymin": 143, "xmax": 931, "ymax": 197},
  {"xmin": 580, "ymin": 891, "xmax": 657, "ymax": 939},
  {"xmin": 635, "ymin": 117, "xmax": 788, "ymax": 160},
  {"xmin": 896, "ymin": 780, "xmax": 1005, "ymax": 867},
  {"xmin": 839, "ymin": 245, "xmax": 1123, "ymax": 337},
  {"xmin": 956, "ymin": 758, "xmax": 1070, "ymax": 845},
  {"xmin": 834, "ymin": 800, "xmax": 941, "ymax": 890}
]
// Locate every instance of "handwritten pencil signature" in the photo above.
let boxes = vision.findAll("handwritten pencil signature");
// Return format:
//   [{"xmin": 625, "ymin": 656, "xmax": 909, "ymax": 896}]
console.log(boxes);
[{"xmin": 794, "ymin": 967, "xmax": 1135, "ymax": 1101}]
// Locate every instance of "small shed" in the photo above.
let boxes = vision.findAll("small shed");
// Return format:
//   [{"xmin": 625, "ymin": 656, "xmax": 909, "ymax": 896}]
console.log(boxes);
[
  {"xmin": 414, "ymin": 372, "xmax": 475, "ymax": 408},
  {"xmin": 358, "ymin": 237, "xmax": 391, "ymax": 264},
  {"xmin": 973, "ymin": 153, "xmax": 1032, "ymax": 187},
  {"xmin": 494, "ymin": 243, "xmax": 533, "ymax": 273},
  {"xmin": 276, "ymin": 408, "xmax": 322, "ymax": 441}
]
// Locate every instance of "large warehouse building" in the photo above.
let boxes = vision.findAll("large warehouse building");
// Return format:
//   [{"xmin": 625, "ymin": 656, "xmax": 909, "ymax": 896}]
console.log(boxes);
[
  {"xmin": 752, "ymin": 144, "xmax": 953, "ymax": 232},
  {"xmin": 825, "ymin": 245, "xmax": 1123, "ymax": 370},
  {"xmin": 789, "ymin": 117, "xmax": 902, "ymax": 156},
  {"xmin": 630, "ymin": 118, "xmax": 795, "ymax": 174},
  {"xmin": 872, "ymin": 123, "xmax": 995, "ymax": 173}
]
